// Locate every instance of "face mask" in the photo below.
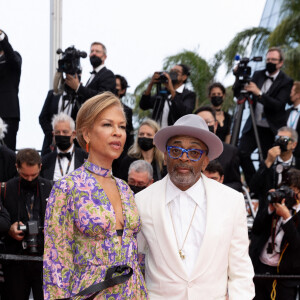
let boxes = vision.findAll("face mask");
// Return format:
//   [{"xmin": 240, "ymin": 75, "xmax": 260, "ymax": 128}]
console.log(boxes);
[
  {"xmin": 169, "ymin": 71, "xmax": 178, "ymax": 84},
  {"xmin": 138, "ymin": 137, "xmax": 154, "ymax": 151},
  {"xmin": 90, "ymin": 56, "xmax": 102, "ymax": 68},
  {"xmin": 208, "ymin": 125, "xmax": 215, "ymax": 133},
  {"xmin": 55, "ymin": 135, "xmax": 72, "ymax": 151},
  {"xmin": 20, "ymin": 177, "xmax": 38, "ymax": 190},
  {"xmin": 211, "ymin": 96, "xmax": 223, "ymax": 107},
  {"xmin": 129, "ymin": 185, "xmax": 147, "ymax": 194},
  {"xmin": 266, "ymin": 62, "xmax": 277, "ymax": 74}
]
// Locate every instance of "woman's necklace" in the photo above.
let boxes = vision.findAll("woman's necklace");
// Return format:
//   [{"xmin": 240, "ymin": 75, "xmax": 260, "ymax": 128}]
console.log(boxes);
[
  {"xmin": 84, "ymin": 160, "xmax": 112, "ymax": 178},
  {"xmin": 168, "ymin": 203, "xmax": 197, "ymax": 260}
]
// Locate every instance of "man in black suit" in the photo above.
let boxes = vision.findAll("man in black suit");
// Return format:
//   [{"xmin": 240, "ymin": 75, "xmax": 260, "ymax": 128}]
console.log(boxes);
[
  {"xmin": 249, "ymin": 127, "xmax": 300, "ymax": 212},
  {"xmin": 234, "ymin": 47, "xmax": 294, "ymax": 185},
  {"xmin": 1, "ymin": 148, "xmax": 52, "ymax": 300},
  {"xmin": 0, "ymin": 30, "xmax": 22, "ymax": 150},
  {"xmin": 65, "ymin": 41, "xmax": 116, "ymax": 104},
  {"xmin": 195, "ymin": 106, "xmax": 243, "ymax": 192},
  {"xmin": 0, "ymin": 145, "xmax": 17, "ymax": 182},
  {"xmin": 285, "ymin": 81, "xmax": 300, "ymax": 158},
  {"xmin": 40, "ymin": 112, "xmax": 87, "ymax": 181},
  {"xmin": 139, "ymin": 64, "xmax": 196, "ymax": 127},
  {"xmin": 249, "ymin": 168, "xmax": 300, "ymax": 299}
]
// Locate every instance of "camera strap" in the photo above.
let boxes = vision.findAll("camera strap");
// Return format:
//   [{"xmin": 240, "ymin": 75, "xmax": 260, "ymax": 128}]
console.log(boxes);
[{"xmin": 57, "ymin": 265, "xmax": 133, "ymax": 300}]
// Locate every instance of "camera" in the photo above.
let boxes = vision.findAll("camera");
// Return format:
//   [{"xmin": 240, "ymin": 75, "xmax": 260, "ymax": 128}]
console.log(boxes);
[
  {"xmin": 267, "ymin": 185, "xmax": 296, "ymax": 209},
  {"xmin": 18, "ymin": 221, "xmax": 43, "ymax": 254},
  {"xmin": 57, "ymin": 46, "xmax": 87, "ymax": 75},
  {"xmin": 274, "ymin": 136, "xmax": 291, "ymax": 152},
  {"xmin": 234, "ymin": 56, "xmax": 262, "ymax": 94},
  {"xmin": 156, "ymin": 71, "xmax": 178, "ymax": 84}
]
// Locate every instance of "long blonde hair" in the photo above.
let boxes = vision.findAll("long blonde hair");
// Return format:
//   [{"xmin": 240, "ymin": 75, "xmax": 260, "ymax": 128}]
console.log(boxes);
[{"xmin": 128, "ymin": 119, "xmax": 164, "ymax": 171}]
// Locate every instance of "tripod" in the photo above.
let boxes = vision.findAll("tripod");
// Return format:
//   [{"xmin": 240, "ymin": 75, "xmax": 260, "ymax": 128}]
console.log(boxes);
[{"xmin": 230, "ymin": 92, "xmax": 264, "ymax": 163}]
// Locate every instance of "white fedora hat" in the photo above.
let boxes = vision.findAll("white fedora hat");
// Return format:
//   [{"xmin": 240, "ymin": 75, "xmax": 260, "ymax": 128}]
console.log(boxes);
[{"xmin": 154, "ymin": 114, "xmax": 223, "ymax": 160}]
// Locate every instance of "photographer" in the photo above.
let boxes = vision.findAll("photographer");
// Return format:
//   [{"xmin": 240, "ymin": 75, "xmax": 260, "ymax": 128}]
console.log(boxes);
[
  {"xmin": 65, "ymin": 42, "xmax": 116, "ymax": 104},
  {"xmin": 234, "ymin": 47, "xmax": 293, "ymax": 185},
  {"xmin": 250, "ymin": 127, "xmax": 300, "ymax": 212},
  {"xmin": 250, "ymin": 168, "xmax": 300, "ymax": 300},
  {"xmin": 1, "ymin": 149, "xmax": 52, "ymax": 300},
  {"xmin": 0, "ymin": 29, "xmax": 22, "ymax": 151},
  {"xmin": 139, "ymin": 64, "xmax": 196, "ymax": 127}
]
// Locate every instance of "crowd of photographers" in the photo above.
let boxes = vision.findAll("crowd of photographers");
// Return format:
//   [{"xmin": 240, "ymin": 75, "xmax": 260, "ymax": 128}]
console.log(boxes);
[{"xmin": 1, "ymin": 29, "xmax": 300, "ymax": 299}]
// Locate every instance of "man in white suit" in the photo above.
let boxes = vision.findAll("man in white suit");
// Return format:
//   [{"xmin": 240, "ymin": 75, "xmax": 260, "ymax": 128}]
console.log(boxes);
[{"xmin": 135, "ymin": 114, "xmax": 255, "ymax": 299}]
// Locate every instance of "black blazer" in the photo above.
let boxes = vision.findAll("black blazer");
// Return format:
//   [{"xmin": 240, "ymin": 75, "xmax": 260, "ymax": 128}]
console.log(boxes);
[
  {"xmin": 77, "ymin": 66, "xmax": 116, "ymax": 104},
  {"xmin": 0, "ymin": 35, "xmax": 22, "ymax": 119},
  {"xmin": 40, "ymin": 147, "xmax": 88, "ymax": 180},
  {"xmin": 250, "ymin": 207, "xmax": 300, "ymax": 280},
  {"xmin": 0, "ymin": 145, "xmax": 17, "ymax": 182},
  {"xmin": 2, "ymin": 177, "xmax": 52, "ymax": 254},
  {"xmin": 241, "ymin": 69, "xmax": 293, "ymax": 134},
  {"xmin": 139, "ymin": 87, "xmax": 196, "ymax": 125},
  {"xmin": 217, "ymin": 143, "xmax": 242, "ymax": 192},
  {"xmin": 285, "ymin": 107, "xmax": 300, "ymax": 159}
]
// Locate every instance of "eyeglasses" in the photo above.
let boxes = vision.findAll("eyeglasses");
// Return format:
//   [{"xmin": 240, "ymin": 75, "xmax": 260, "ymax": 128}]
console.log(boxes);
[
  {"xmin": 167, "ymin": 146, "xmax": 207, "ymax": 162},
  {"xmin": 275, "ymin": 135, "xmax": 293, "ymax": 143},
  {"xmin": 266, "ymin": 58, "xmax": 280, "ymax": 63}
]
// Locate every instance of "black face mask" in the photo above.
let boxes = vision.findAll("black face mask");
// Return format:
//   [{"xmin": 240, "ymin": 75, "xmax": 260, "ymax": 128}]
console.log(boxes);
[
  {"xmin": 20, "ymin": 177, "xmax": 38, "ymax": 190},
  {"xmin": 169, "ymin": 71, "xmax": 178, "ymax": 84},
  {"xmin": 55, "ymin": 135, "xmax": 72, "ymax": 151},
  {"xmin": 138, "ymin": 137, "xmax": 154, "ymax": 151},
  {"xmin": 90, "ymin": 56, "xmax": 102, "ymax": 68},
  {"xmin": 208, "ymin": 125, "xmax": 215, "ymax": 133},
  {"xmin": 266, "ymin": 62, "xmax": 277, "ymax": 74},
  {"xmin": 129, "ymin": 185, "xmax": 147, "ymax": 194},
  {"xmin": 211, "ymin": 96, "xmax": 223, "ymax": 107}
]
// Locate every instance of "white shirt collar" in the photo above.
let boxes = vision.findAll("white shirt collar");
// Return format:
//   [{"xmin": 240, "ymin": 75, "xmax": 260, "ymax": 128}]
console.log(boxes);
[
  {"xmin": 94, "ymin": 64, "xmax": 105, "ymax": 73},
  {"xmin": 166, "ymin": 175, "xmax": 205, "ymax": 207},
  {"xmin": 176, "ymin": 84, "xmax": 185, "ymax": 94},
  {"xmin": 266, "ymin": 69, "xmax": 280, "ymax": 80},
  {"xmin": 277, "ymin": 154, "xmax": 293, "ymax": 165}
]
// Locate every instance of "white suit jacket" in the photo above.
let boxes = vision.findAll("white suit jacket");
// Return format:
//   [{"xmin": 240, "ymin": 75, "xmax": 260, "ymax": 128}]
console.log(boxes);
[{"xmin": 136, "ymin": 174, "xmax": 255, "ymax": 300}]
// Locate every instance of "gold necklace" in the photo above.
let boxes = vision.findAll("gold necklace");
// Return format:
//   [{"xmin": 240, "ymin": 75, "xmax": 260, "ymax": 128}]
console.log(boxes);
[{"xmin": 168, "ymin": 202, "xmax": 197, "ymax": 260}]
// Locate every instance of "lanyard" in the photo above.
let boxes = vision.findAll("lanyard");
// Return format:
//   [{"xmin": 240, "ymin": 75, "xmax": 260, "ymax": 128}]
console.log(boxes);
[{"xmin": 57, "ymin": 149, "xmax": 75, "ymax": 177}]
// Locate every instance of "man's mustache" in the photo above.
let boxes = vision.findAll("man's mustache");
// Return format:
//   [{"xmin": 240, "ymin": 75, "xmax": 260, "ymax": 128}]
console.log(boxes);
[{"xmin": 173, "ymin": 163, "xmax": 195, "ymax": 175}]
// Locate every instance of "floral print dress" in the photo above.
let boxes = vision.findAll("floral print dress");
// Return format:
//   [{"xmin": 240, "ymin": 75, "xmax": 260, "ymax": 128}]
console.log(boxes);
[{"xmin": 43, "ymin": 161, "xmax": 148, "ymax": 299}]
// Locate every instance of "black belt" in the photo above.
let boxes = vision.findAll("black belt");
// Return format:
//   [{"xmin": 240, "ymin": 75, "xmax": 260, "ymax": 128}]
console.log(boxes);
[{"xmin": 57, "ymin": 264, "xmax": 133, "ymax": 300}]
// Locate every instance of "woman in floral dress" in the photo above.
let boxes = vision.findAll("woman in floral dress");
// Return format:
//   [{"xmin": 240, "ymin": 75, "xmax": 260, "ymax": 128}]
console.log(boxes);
[{"xmin": 43, "ymin": 92, "xmax": 148, "ymax": 299}]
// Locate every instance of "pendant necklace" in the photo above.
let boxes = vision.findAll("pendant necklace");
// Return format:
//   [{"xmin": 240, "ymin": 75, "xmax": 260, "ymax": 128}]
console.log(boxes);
[{"xmin": 168, "ymin": 202, "xmax": 197, "ymax": 260}]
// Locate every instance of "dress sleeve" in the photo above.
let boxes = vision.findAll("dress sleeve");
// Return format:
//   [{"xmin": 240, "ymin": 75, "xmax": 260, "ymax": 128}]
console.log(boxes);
[{"xmin": 43, "ymin": 179, "xmax": 75, "ymax": 300}]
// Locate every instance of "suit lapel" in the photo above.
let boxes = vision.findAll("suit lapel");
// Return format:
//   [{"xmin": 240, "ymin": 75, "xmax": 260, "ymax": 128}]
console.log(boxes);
[
  {"xmin": 87, "ymin": 67, "xmax": 106, "ymax": 87},
  {"xmin": 151, "ymin": 175, "xmax": 189, "ymax": 281},
  {"xmin": 267, "ymin": 71, "xmax": 283, "ymax": 96},
  {"xmin": 44, "ymin": 152, "xmax": 57, "ymax": 180},
  {"xmin": 190, "ymin": 175, "xmax": 220, "ymax": 281}
]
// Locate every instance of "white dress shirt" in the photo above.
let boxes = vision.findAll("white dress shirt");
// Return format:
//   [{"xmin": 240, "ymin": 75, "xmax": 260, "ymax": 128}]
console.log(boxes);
[
  {"xmin": 160, "ymin": 84, "xmax": 185, "ymax": 128},
  {"xmin": 53, "ymin": 144, "xmax": 75, "ymax": 181},
  {"xmin": 165, "ymin": 176, "xmax": 206, "ymax": 276}
]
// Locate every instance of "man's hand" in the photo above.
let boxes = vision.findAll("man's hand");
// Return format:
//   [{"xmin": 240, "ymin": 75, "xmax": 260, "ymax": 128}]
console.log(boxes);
[
  {"xmin": 144, "ymin": 72, "xmax": 160, "ymax": 96},
  {"xmin": 162, "ymin": 72, "xmax": 176, "ymax": 98},
  {"xmin": 245, "ymin": 82, "xmax": 261, "ymax": 96},
  {"xmin": 265, "ymin": 146, "xmax": 281, "ymax": 168},
  {"xmin": 274, "ymin": 199, "xmax": 291, "ymax": 220},
  {"xmin": 9, "ymin": 221, "xmax": 25, "ymax": 241},
  {"xmin": 65, "ymin": 74, "xmax": 80, "ymax": 90}
]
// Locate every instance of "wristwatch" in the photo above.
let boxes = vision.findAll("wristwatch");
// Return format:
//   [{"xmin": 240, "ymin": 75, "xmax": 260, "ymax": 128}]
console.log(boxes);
[{"xmin": 258, "ymin": 90, "xmax": 263, "ymax": 98}]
